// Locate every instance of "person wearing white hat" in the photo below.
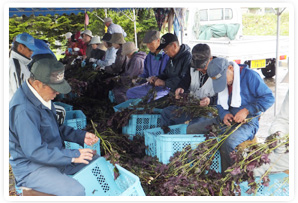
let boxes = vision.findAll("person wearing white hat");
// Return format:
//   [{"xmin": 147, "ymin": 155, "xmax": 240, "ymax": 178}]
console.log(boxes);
[
  {"xmin": 87, "ymin": 35, "xmax": 105, "ymax": 68},
  {"xmin": 112, "ymin": 42, "xmax": 147, "ymax": 104},
  {"xmin": 104, "ymin": 17, "xmax": 127, "ymax": 38},
  {"xmin": 80, "ymin": 30, "xmax": 93, "ymax": 67}
]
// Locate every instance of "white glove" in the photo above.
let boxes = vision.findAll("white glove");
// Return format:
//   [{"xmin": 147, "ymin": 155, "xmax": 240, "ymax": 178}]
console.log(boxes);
[
  {"xmin": 89, "ymin": 58, "xmax": 97, "ymax": 63},
  {"xmin": 100, "ymin": 66, "xmax": 105, "ymax": 70},
  {"xmin": 73, "ymin": 47, "xmax": 80, "ymax": 51},
  {"xmin": 76, "ymin": 56, "xmax": 82, "ymax": 60}
]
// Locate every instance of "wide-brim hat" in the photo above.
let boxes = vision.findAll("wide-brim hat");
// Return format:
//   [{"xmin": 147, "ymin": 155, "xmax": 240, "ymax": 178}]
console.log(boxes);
[
  {"xmin": 207, "ymin": 58, "xmax": 229, "ymax": 93},
  {"xmin": 15, "ymin": 32, "xmax": 37, "ymax": 51},
  {"xmin": 81, "ymin": 29, "xmax": 93, "ymax": 38},
  {"xmin": 122, "ymin": 42, "xmax": 138, "ymax": 55},
  {"xmin": 109, "ymin": 33, "xmax": 126, "ymax": 44},
  {"xmin": 90, "ymin": 35, "xmax": 101, "ymax": 44},
  {"xmin": 31, "ymin": 58, "xmax": 71, "ymax": 94}
]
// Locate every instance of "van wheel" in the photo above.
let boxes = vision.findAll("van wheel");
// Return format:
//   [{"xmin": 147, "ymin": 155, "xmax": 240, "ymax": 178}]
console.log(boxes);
[{"xmin": 261, "ymin": 59, "xmax": 276, "ymax": 78}]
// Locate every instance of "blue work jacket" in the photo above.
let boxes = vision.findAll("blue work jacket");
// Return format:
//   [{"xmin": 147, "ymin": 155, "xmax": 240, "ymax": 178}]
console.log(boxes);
[
  {"xmin": 140, "ymin": 51, "xmax": 169, "ymax": 78},
  {"xmin": 217, "ymin": 65, "xmax": 275, "ymax": 122},
  {"xmin": 9, "ymin": 81, "xmax": 85, "ymax": 185}
]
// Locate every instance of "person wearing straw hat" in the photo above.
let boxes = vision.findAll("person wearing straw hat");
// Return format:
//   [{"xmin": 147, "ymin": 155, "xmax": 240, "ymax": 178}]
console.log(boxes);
[
  {"xmin": 9, "ymin": 58, "xmax": 99, "ymax": 195},
  {"xmin": 94, "ymin": 33, "xmax": 117, "ymax": 70},
  {"xmin": 103, "ymin": 33, "xmax": 128, "ymax": 75},
  {"xmin": 126, "ymin": 30, "xmax": 170, "ymax": 100},
  {"xmin": 104, "ymin": 17, "xmax": 127, "ymax": 38},
  {"xmin": 9, "ymin": 32, "xmax": 37, "ymax": 101},
  {"xmin": 87, "ymin": 35, "xmax": 105, "ymax": 68},
  {"xmin": 112, "ymin": 42, "xmax": 146, "ymax": 104},
  {"xmin": 187, "ymin": 57, "xmax": 275, "ymax": 175}
]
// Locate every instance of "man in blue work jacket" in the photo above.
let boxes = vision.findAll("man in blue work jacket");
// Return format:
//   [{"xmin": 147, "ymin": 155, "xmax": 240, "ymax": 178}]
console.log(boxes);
[
  {"xmin": 187, "ymin": 58, "xmax": 275, "ymax": 175},
  {"xmin": 9, "ymin": 58, "xmax": 99, "ymax": 196}
]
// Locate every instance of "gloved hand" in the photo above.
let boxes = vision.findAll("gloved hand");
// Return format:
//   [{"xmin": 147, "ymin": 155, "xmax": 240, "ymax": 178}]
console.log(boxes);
[
  {"xmin": 68, "ymin": 48, "xmax": 73, "ymax": 54},
  {"xmin": 81, "ymin": 60, "xmax": 86, "ymax": 68},
  {"xmin": 73, "ymin": 47, "xmax": 80, "ymax": 52},
  {"xmin": 76, "ymin": 56, "xmax": 82, "ymax": 60},
  {"xmin": 89, "ymin": 58, "xmax": 97, "ymax": 63},
  {"xmin": 92, "ymin": 63, "xmax": 97, "ymax": 70},
  {"xmin": 100, "ymin": 66, "xmax": 105, "ymax": 71}
]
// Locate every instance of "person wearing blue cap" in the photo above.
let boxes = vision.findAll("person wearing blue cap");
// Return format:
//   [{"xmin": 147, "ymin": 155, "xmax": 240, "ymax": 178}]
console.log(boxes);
[
  {"xmin": 9, "ymin": 32, "xmax": 37, "ymax": 101},
  {"xmin": 187, "ymin": 57, "xmax": 275, "ymax": 175}
]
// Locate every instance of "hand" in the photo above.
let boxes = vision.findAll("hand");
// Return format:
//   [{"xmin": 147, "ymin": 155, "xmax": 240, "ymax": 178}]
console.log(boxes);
[
  {"xmin": 92, "ymin": 63, "xmax": 98, "ymax": 70},
  {"xmin": 200, "ymin": 97, "xmax": 210, "ymax": 107},
  {"xmin": 148, "ymin": 76, "xmax": 157, "ymax": 84},
  {"xmin": 223, "ymin": 113, "xmax": 234, "ymax": 126},
  {"xmin": 84, "ymin": 132, "xmax": 99, "ymax": 146},
  {"xmin": 233, "ymin": 108, "xmax": 249, "ymax": 123},
  {"xmin": 89, "ymin": 58, "xmax": 97, "ymax": 63},
  {"xmin": 175, "ymin": 88, "xmax": 184, "ymax": 99},
  {"xmin": 154, "ymin": 79, "xmax": 165, "ymax": 87},
  {"xmin": 82, "ymin": 55, "xmax": 87, "ymax": 60},
  {"xmin": 73, "ymin": 148, "xmax": 94, "ymax": 164},
  {"xmin": 73, "ymin": 47, "xmax": 80, "ymax": 52},
  {"xmin": 132, "ymin": 79, "xmax": 137, "ymax": 85},
  {"xmin": 81, "ymin": 60, "xmax": 86, "ymax": 68}
]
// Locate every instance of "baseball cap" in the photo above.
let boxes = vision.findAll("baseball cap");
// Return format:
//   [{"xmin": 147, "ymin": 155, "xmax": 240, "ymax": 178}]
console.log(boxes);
[
  {"xmin": 191, "ymin": 44, "xmax": 211, "ymax": 69},
  {"xmin": 104, "ymin": 17, "xmax": 112, "ymax": 23},
  {"xmin": 15, "ymin": 33, "xmax": 37, "ymax": 51},
  {"xmin": 143, "ymin": 30, "xmax": 160, "ymax": 43},
  {"xmin": 207, "ymin": 58, "xmax": 229, "ymax": 93},
  {"xmin": 31, "ymin": 58, "xmax": 71, "ymax": 94},
  {"xmin": 157, "ymin": 33, "xmax": 178, "ymax": 50}
]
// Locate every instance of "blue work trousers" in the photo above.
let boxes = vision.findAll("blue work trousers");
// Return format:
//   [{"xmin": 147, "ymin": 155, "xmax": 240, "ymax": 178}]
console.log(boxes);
[{"xmin": 126, "ymin": 83, "xmax": 170, "ymax": 101}]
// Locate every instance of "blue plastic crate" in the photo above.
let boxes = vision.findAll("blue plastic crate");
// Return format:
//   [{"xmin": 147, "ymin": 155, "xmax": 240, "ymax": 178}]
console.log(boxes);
[
  {"xmin": 122, "ymin": 114, "xmax": 161, "ymax": 140},
  {"xmin": 114, "ymin": 99, "xmax": 162, "ymax": 114},
  {"xmin": 72, "ymin": 157, "xmax": 146, "ymax": 196},
  {"xmin": 64, "ymin": 110, "xmax": 87, "ymax": 130},
  {"xmin": 109, "ymin": 90, "xmax": 115, "ymax": 103},
  {"xmin": 64, "ymin": 140, "xmax": 101, "ymax": 156},
  {"xmin": 240, "ymin": 172, "xmax": 289, "ymax": 196},
  {"xmin": 53, "ymin": 102, "xmax": 73, "ymax": 111},
  {"xmin": 144, "ymin": 124, "xmax": 221, "ymax": 173}
]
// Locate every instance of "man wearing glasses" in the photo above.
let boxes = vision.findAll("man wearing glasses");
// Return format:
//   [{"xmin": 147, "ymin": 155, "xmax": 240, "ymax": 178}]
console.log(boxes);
[{"xmin": 9, "ymin": 32, "xmax": 37, "ymax": 100}]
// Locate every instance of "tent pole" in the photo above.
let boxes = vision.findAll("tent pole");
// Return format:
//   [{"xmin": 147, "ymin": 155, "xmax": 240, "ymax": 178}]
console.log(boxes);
[{"xmin": 133, "ymin": 8, "xmax": 138, "ymax": 48}]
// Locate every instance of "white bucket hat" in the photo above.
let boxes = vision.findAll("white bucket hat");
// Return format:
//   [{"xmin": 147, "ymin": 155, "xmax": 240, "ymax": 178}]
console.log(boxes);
[
  {"xmin": 81, "ymin": 29, "xmax": 93, "ymax": 38},
  {"xmin": 90, "ymin": 35, "xmax": 101, "ymax": 44},
  {"xmin": 65, "ymin": 32, "xmax": 72, "ymax": 39},
  {"xmin": 122, "ymin": 42, "xmax": 139, "ymax": 56}
]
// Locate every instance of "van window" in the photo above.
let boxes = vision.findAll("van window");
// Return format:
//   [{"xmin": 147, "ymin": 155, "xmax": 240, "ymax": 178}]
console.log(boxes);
[
  {"xmin": 209, "ymin": 8, "xmax": 223, "ymax": 21},
  {"xmin": 225, "ymin": 8, "xmax": 233, "ymax": 20},
  {"xmin": 199, "ymin": 9, "xmax": 208, "ymax": 21}
]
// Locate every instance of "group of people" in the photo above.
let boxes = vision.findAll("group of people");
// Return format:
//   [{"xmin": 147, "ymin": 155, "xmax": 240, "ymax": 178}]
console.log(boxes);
[{"xmin": 9, "ymin": 16, "xmax": 289, "ymax": 196}]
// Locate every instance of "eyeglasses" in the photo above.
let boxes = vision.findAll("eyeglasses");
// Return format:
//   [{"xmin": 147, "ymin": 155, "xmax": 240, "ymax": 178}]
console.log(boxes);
[{"xmin": 163, "ymin": 43, "xmax": 173, "ymax": 54}]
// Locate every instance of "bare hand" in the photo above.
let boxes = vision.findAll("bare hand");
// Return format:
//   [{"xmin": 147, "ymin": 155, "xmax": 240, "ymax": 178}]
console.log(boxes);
[
  {"xmin": 154, "ymin": 79, "xmax": 165, "ymax": 87},
  {"xmin": 233, "ymin": 108, "xmax": 249, "ymax": 123},
  {"xmin": 84, "ymin": 132, "xmax": 99, "ymax": 146},
  {"xmin": 200, "ymin": 97, "xmax": 210, "ymax": 107},
  {"xmin": 148, "ymin": 76, "xmax": 157, "ymax": 84},
  {"xmin": 82, "ymin": 55, "xmax": 87, "ymax": 60},
  {"xmin": 175, "ymin": 88, "xmax": 184, "ymax": 99},
  {"xmin": 223, "ymin": 113, "xmax": 234, "ymax": 126},
  {"xmin": 73, "ymin": 148, "xmax": 94, "ymax": 164}
]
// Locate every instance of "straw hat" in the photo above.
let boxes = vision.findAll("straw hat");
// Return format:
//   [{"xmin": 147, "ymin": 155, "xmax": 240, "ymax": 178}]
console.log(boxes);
[
  {"xmin": 98, "ymin": 43, "xmax": 107, "ymax": 51},
  {"xmin": 109, "ymin": 33, "xmax": 126, "ymax": 44}
]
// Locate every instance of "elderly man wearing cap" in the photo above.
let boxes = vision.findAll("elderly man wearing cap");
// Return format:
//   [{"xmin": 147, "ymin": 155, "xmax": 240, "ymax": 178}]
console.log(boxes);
[
  {"xmin": 94, "ymin": 33, "xmax": 117, "ymax": 70},
  {"xmin": 9, "ymin": 58, "xmax": 99, "ymax": 195},
  {"xmin": 161, "ymin": 44, "xmax": 217, "ymax": 127},
  {"xmin": 147, "ymin": 33, "xmax": 192, "ymax": 101},
  {"xmin": 9, "ymin": 32, "xmax": 37, "ymax": 101},
  {"xmin": 104, "ymin": 17, "xmax": 127, "ymax": 38},
  {"xmin": 102, "ymin": 33, "xmax": 128, "ymax": 75},
  {"xmin": 187, "ymin": 57, "xmax": 274, "ymax": 175},
  {"xmin": 125, "ymin": 30, "xmax": 170, "ymax": 100},
  {"xmin": 112, "ymin": 42, "xmax": 147, "ymax": 104}
]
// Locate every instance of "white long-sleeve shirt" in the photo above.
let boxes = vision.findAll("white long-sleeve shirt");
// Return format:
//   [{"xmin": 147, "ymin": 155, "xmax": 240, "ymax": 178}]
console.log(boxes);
[{"xmin": 96, "ymin": 46, "xmax": 117, "ymax": 68}]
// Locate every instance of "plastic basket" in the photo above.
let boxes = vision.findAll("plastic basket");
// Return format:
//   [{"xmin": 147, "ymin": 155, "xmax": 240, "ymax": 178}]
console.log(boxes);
[
  {"xmin": 72, "ymin": 157, "xmax": 146, "ymax": 196},
  {"xmin": 64, "ymin": 140, "xmax": 101, "ymax": 156},
  {"xmin": 113, "ymin": 99, "xmax": 162, "ymax": 114},
  {"xmin": 144, "ymin": 124, "xmax": 221, "ymax": 173},
  {"xmin": 122, "ymin": 114, "xmax": 161, "ymax": 140},
  {"xmin": 64, "ymin": 110, "xmax": 87, "ymax": 130},
  {"xmin": 240, "ymin": 172, "xmax": 289, "ymax": 196},
  {"xmin": 53, "ymin": 102, "xmax": 73, "ymax": 111}
]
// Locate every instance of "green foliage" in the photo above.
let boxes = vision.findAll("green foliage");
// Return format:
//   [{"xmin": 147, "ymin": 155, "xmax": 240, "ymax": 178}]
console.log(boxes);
[{"xmin": 242, "ymin": 12, "xmax": 289, "ymax": 36}]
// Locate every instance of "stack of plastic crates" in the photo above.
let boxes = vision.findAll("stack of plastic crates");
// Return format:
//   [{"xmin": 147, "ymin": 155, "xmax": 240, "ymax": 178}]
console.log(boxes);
[
  {"xmin": 144, "ymin": 124, "xmax": 221, "ymax": 173},
  {"xmin": 239, "ymin": 172, "xmax": 289, "ymax": 196},
  {"xmin": 72, "ymin": 157, "xmax": 146, "ymax": 196},
  {"xmin": 64, "ymin": 110, "xmax": 87, "ymax": 130},
  {"xmin": 122, "ymin": 114, "xmax": 161, "ymax": 140}
]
